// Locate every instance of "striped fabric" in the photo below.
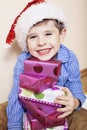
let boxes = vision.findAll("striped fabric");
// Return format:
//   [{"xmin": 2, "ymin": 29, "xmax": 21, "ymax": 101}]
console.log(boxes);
[{"xmin": 6, "ymin": 44, "xmax": 86, "ymax": 130}]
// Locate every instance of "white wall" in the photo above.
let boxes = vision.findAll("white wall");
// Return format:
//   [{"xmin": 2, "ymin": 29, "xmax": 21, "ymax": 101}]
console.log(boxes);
[{"xmin": 0, "ymin": 0, "xmax": 87, "ymax": 103}]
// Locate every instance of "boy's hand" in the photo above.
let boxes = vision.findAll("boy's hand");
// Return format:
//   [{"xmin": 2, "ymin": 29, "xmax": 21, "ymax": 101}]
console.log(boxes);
[{"xmin": 54, "ymin": 87, "xmax": 80, "ymax": 119}]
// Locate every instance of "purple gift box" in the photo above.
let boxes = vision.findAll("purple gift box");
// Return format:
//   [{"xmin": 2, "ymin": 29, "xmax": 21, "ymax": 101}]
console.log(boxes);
[
  {"xmin": 24, "ymin": 58, "xmax": 62, "ymax": 79},
  {"xmin": 19, "ymin": 97, "xmax": 65, "ymax": 128},
  {"xmin": 18, "ymin": 58, "xmax": 67, "ymax": 129},
  {"xmin": 19, "ymin": 73, "xmax": 57, "ymax": 93},
  {"xmin": 27, "ymin": 114, "xmax": 45, "ymax": 130}
]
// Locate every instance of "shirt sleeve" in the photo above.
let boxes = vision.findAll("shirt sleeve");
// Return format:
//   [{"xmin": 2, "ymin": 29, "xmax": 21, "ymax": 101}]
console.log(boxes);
[
  {"xmin": 65, "ymin": 52, "xmax": 86, "ymax": 106},
  {"xmin": 6, "ymin": 52, "xmax": 29, "ymax": 130}
]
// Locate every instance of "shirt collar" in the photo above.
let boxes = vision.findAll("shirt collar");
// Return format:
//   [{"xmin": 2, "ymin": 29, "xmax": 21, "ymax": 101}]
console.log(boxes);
[{"xmin": 56, "ymin": 44, "xmax": 69, "ymax": 63}]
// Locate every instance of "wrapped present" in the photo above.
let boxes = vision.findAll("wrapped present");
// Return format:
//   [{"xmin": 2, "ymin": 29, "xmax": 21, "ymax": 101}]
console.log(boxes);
[
  {"xmin": 23, "ymin": 113, "xmax": 68, "ymax": 130},
  {"xmin": 27, "ymin": 113, "xmax": 46, "ymax": 130},
  {"xmin": 19, "ymin": 73, "xmax": 57, "ymax": 93},
  {"xmin": 20, "ymin": 98, "xmax": 65, "ymax": 128},
  {"xmin": 24, "ymin": 58, "xmax": 62, "ymax": 80},
  {"xmin": 19, "ymin": 58, "xmax": 68, "ymax": 130},
  {"xmin": 19, "ymin": 86, "xmax": 67, "ymax": 129}
]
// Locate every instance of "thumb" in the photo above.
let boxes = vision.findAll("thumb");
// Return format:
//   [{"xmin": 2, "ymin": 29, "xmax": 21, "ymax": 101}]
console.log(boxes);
[{"xmin": 61, "ymin": 87, "xmax": 72, "ymax": 96}]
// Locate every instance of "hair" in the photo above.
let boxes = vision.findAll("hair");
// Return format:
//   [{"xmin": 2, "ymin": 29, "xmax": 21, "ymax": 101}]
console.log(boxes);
[{"xmin": 30, "ymin": 19, "xmax": 65, "ymax": 33}]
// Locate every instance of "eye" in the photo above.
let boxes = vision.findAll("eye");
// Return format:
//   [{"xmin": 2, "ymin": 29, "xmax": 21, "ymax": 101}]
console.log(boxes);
[
  {"xmin": 45, "ymin": 32, "xmax": 53, "ymax": 37},
  {"xmin": 29, "ymin": 35, "xmax": 37, "ymax": 39},
  {"xmin": 45, "ymin": 33, "xmax": 52, "ymax": 36}
]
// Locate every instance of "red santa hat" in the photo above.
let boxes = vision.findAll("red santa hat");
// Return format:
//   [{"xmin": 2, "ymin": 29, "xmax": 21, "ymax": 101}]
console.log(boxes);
[{"xmin": 6, "ymin": 0, "xmax": 67, "ymax": 51}]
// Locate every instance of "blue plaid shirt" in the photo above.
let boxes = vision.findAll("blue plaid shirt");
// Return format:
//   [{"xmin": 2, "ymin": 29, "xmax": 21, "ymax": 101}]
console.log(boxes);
[{"xmin": 7, "ymin": 44, "xmax": 86, "ymax": 130}]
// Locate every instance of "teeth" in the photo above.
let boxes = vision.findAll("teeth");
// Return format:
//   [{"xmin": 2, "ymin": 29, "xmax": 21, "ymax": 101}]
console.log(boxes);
[{"xmin": 38, "ymin": 49, "xmax": 51, "ymax": 55}]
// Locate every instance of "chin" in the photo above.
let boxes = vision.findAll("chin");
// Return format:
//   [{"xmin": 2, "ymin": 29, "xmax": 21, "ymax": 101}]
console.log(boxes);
[
  {"xmin": 37, "ymin": 56, "xmax": 52, "ymax": 61},
  {"xmin": 33, "ymin": 52, "xmax": 55, "ymax": 61}
]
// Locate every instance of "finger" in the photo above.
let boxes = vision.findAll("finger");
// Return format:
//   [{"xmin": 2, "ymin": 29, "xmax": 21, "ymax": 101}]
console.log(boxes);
[
  {"xmin": 58, "ymin": 111, "xmax": 72, "ymax": 119},
  {"xmin": 55, "ymin": 95, "xmax": 69, "ymax": 101},
  {"xmin": 57, "ymin": 106, "xmax": 69, "ymax": 113},
  {"xmin": 54, "ymin": 95, "xmax": 71, "ymax": 104},
  {"xmin": 55, "ymin": 99, "xmax": 69, "ymax": 106}
]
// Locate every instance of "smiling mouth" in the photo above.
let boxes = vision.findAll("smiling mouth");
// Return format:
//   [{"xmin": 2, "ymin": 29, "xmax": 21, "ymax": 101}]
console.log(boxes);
[{"xmin": 37, "ymin": 48, "xmax": 51, "ymax": 55}]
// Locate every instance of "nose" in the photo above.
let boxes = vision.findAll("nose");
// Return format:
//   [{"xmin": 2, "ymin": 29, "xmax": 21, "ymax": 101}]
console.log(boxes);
[{"xmin": 37, "ymin": 36, "xmax": 46, "ymax": 46}]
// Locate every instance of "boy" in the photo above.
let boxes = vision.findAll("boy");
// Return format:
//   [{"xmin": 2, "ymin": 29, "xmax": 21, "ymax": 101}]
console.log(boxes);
[{"xmin": 6, "ymin": 0, "xmax": 87, "ymax": 130}]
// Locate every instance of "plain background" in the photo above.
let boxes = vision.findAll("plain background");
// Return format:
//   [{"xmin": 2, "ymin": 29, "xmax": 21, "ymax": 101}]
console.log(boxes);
[{"xmin": 0, "ymin": 0, "xmax": 87, "ymax": 103}]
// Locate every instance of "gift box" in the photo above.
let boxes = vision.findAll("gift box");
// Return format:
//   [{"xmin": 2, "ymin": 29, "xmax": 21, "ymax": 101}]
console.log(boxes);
[
  {"xmin": 27, "ymin": 113, "xmax": 46, "ymax": 130},
  {"xmin": 19, "ymin": 97, "xmax": 65, "ymax": 128},
  {"xmin": 19, "ymin": 86, "xmax": 66, "ymax": 128},
  {"xmin": 19, "ymin": 73, "xmax": 57, "ymax": 93},
  {"xmin": 24, "ymin": 58, "xmax": 62, "ymax": 80},
  {"xmin": 23, "ymin": 113, "xmax": 67, "ymax": 130},
  {"xmin": 18, "ymin": 58, "xmax": 68, "ymax": 129}
]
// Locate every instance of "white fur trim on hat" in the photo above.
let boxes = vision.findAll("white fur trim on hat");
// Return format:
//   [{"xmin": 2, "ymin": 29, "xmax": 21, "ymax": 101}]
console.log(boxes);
[{"xmin": 15, "ymin": 2, "xmax": 67, "ymax": 51}]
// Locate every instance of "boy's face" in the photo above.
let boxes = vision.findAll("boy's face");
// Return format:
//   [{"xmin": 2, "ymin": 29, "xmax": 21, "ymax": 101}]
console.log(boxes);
[{"xmin": 27, "ymin": 20, "xmax": 66, "ymax": 61}]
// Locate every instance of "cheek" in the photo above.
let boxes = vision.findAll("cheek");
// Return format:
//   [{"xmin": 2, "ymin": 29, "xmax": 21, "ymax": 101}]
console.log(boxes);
[
  {"xmin": 28, "ymin": 46, "xmax": 35, "ymax": 56},
  {"xmin": 52, "ymin": 37, "xmax": 60, "ymax": 47},
  {"xmin": 53, "ymin": 38, "xmax": 60, "ymax": 52},
  {"xmin": 52, "ymin": 34, "xmax": 60, "ymax": 43},
  {"xmin": 27, "ymin": 42, "xmax": 35, "ymax": 50},
  {"xmin": 27, "ymin": 39, "xmax": 38, "ymax": 48},
  {"xmin": 27, "ymin": 44, "xmax": 33, "ymax": 53},
  {"xmin": 54, "ymin": 44, "xmax": 60, "ymax": 53}
]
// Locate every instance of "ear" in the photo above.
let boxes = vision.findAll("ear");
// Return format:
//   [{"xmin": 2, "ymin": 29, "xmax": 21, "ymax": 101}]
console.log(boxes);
[{"xmin": 59, "ymin": 28, "xmax": 66, "ymax": 43}]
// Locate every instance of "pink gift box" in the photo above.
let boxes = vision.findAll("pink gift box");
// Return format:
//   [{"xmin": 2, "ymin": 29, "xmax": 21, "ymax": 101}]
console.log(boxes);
[
  {"xmin": 19, "ymin": 73, "xmax": 57, "ymax": 93},
  {"xmin": 27, "ymin": 114, "xmax": 45, "ymax": 130},
  {"xmin": 24, "ymin": 58, "xmax": 62, "ymax": 79},
  {"xmin": 19, "ymin": 97, "xmax": 65, "ymax": 128}
]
